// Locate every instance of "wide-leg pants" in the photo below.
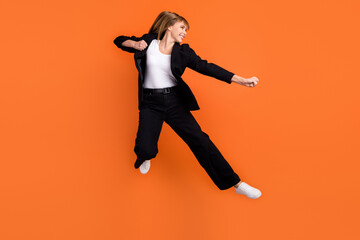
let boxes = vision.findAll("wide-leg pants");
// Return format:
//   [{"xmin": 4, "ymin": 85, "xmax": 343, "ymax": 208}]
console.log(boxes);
[{"xmin": 133, "ymin": 86, "xmax": 241, "ymax": 190}]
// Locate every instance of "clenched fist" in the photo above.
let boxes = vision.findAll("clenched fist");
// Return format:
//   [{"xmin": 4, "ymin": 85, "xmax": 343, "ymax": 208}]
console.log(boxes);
[
  {"xmin": 241, "ymin": 77, "xmax": 259, "ymax": 87},
  {"xmin": 133, "ymin": 40, "xmax": 148, "ymax": 51}
]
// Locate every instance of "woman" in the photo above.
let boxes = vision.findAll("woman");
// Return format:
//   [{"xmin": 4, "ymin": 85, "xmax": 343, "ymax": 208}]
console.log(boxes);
[{"xmin": 114, "ymin": 11, "xmax": 261, "ymax": 199}]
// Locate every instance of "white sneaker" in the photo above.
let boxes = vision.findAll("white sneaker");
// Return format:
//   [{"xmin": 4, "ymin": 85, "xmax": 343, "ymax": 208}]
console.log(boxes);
[
  {"xmin": 139, "ymin": 160, "xmax": 151, "ymax": 174},
  {"xmin": 234, "ymin": 182, "xmax": 262, "ymax": 199}
]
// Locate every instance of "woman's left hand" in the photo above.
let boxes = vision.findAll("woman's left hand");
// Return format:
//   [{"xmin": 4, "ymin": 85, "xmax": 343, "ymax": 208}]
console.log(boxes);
[{"xmin": 231, "ymin": 75, "xmax": 259, "ymax": 87}]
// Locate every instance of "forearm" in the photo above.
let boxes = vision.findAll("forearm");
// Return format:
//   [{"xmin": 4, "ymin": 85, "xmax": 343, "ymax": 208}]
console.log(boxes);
[{"xmin": 121, "ymin": 39, "xmax": 136, "ymax": 48}]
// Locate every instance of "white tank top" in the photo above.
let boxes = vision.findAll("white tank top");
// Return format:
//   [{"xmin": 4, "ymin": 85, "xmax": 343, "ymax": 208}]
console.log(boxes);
[{"xmin": 143, "ymin": 39, "xmax": 178, "ymax": 88}]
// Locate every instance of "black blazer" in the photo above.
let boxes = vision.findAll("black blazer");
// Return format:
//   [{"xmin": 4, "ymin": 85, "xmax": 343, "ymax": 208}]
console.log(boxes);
[{"xmin": 113, "ymin": 32, "xmax": 234, "ymax": 111}]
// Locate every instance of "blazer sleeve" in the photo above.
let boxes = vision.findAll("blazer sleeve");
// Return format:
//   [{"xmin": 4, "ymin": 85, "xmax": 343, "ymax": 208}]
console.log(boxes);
[
  {"xmin": 185, "ymin": 44, "xmax": 234, "ymax": 84},
  {"xmin": 113, "ymin": 34, "xmax": 146, "ymax": 53}
]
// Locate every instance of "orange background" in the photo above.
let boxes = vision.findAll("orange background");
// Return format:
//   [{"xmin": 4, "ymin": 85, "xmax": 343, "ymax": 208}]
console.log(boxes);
[{"xmin": 1, "ymin": 1, "xmax": 359, "ymax": 239}]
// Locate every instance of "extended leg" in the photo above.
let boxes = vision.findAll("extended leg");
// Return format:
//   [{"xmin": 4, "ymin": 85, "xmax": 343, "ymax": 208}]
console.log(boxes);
[{"xmin": 164, "ymin": 103, "xmax": 240, "ymax": 190}]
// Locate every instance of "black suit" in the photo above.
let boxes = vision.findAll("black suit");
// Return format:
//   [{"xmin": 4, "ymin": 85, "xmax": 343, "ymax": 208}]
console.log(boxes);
[
  {"xmin": 113, "ymin": 33, "xmax": 240, "ymax": 190},
  {"xmin": 113, "ymin": 32, "xmax": 235, "ymax": 111}
]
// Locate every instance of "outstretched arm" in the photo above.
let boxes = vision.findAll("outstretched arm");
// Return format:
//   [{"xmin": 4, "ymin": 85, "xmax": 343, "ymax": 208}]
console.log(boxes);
[
  {"xmin": 186, "ymin": 45, "xmax": 259, "ymax": 87},
  {"xmin": 186, "ymin": 45, "xmax": 234, "ymax": 84}
]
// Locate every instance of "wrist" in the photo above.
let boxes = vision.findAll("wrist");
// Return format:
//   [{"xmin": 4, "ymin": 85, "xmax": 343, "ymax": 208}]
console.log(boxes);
[{"xmin": 231, "ymin": 75, "xmax": 245, "ymax": 84}]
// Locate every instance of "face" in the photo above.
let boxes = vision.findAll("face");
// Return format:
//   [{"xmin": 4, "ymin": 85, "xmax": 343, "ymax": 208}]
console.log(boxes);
[{"xmin": 168, "ymin": 21, "xmax": 188, "ymax": 43}]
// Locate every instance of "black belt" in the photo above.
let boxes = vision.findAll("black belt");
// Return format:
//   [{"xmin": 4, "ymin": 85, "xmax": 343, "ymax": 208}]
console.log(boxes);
[{"xmin": 143, "ymin": 86, "xmax": 178, "ymax": 94}]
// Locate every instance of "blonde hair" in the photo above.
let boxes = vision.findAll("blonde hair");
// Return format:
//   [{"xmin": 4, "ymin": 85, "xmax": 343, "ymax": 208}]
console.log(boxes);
[{"xmin": 148, "ymin": 11, "xmax": 190, "ymax": 40}]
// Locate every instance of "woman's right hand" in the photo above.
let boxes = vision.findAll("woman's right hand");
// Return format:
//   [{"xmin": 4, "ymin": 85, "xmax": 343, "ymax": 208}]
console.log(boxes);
[{"xmin": 133, "ymin": 40, "xmax": 148, "ymax": 51}]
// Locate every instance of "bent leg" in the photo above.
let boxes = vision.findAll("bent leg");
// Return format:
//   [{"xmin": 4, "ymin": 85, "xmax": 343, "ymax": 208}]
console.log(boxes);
[{"xmin": 134, "ymin": 106, "xmax": 164, "ymax": 169}]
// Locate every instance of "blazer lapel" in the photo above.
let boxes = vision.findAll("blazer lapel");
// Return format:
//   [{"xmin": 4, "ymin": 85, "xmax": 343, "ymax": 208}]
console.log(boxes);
[
  {"xmin": 134, "ymin": 33, "xmax": 157, "ymax": 59},
  {"xmin": 170, "ymin": 42, "xmax": 181, "ymax": 79}
]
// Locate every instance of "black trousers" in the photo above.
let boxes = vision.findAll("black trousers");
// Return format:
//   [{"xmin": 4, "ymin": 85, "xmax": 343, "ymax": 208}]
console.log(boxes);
[{"xmin": 133, "ymin": 86, "xmax": 241, "ymax": 190}]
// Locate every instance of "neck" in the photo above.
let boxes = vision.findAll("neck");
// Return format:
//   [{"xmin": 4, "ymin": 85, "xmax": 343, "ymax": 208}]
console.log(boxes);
[{"xmin": 159, "ymin": 34, "xmax": 176, "ymax": 49}]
